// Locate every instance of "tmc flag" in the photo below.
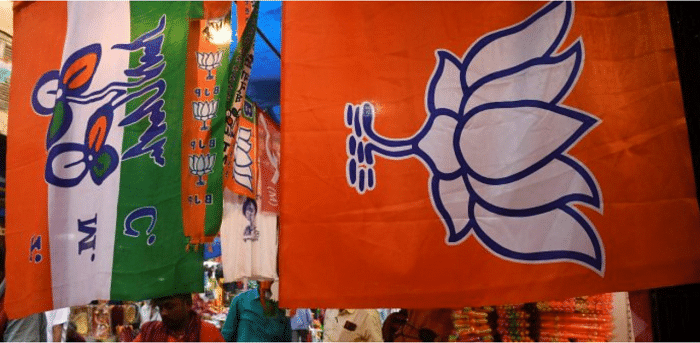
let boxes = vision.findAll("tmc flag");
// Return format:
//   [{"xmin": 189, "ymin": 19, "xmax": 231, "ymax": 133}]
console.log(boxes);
[
  {"xmin": 280, "ymin": 1, "xmax": 700, "ymax": 308},
  {"xmin": 6, "ymin": 1, "xmax": 229, "ymax": 318}
]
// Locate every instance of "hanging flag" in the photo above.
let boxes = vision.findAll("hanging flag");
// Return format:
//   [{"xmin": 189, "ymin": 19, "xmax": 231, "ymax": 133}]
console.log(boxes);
[
  {"xmin": 223, "ymin": 1, "xmax": 259, "ymax": 198},
  {"xmin": 5, "ymin": 1, "xmax": 228, "ymax": 318},
  {"xmin": 280, "ymin": 1, "xmax": 700, "ymax": 308},
  {"xmin": 220, "ymin": 98, "xmax": 277, "ymax": 282},
  {"xmin": 181, "ymin": 3, "xmax": 232, "ymax": 245},
  {"xmin": 257, "ymin": 106, "xmax": 280, "ymax": 214}
]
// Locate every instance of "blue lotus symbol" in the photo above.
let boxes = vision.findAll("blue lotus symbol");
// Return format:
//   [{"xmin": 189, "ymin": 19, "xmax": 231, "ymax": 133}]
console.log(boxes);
[{"xmin": 345, "ymin": 1, "xmax": 604, "ymax": 274}]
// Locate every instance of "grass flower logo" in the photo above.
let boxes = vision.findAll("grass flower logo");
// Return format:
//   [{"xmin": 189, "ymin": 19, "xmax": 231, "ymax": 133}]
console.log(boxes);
[{"xmin": 345, "ymin": 1, "xmax": 604, "ymax": 274}]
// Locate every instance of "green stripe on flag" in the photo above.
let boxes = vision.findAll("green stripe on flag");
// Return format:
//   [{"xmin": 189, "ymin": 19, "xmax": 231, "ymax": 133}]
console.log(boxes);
[
  {"xmin": 225, "ymin": 1, "xmax": 259, "ymax": 112},
  {"xmin": 111, "ymin": 1, "xmax": 203, "ymax": 300}
]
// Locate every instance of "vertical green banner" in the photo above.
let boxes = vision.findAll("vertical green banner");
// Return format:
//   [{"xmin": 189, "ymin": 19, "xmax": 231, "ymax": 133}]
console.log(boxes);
[{"xmin": 112, "ymin": 2, "xmax": 203, "ymax": 300}]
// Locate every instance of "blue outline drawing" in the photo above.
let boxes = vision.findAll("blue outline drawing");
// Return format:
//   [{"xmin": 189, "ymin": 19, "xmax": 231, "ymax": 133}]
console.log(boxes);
[
  {"xmin": 344, "ymin": 1, "xmax": 605, "ymax": 275},
  {"xmin": 31, "ymin": 15, "xmax": 171, "ymax": 188}
]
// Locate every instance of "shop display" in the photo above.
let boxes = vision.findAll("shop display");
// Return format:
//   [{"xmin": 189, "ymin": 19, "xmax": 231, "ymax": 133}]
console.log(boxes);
[
  {"xmin": 90, "ymin": 302, "xmax": 111, "ymax": 341},
  {"xmin": 495, "ymin": 305, "xmax": 532, "ymax": 342},
  {"xmin": 537, "ymin": 293, "xmax": 613, "ymax": 342},
  {"xmin": 70, "ymin": 306, "xmax": 90, "ymax": 337},
  {"xmin": 124, "ymin": 303, "xmax": 139, "ymax": 326},
  {"xmin": 450, "ymin": 293, "xmax": 614, "ymax": 342},
  {"xmin": 1, "ymin": 2, "xmax": 697, "ymax": 342},
  {"xmin": 450, "ymin": 307, "xmax": 494, "ymax": 342}
]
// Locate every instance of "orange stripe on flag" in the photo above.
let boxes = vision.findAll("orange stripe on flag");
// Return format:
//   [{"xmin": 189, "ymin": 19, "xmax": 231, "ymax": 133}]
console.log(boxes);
[
  {"xmin": 181, "ymin": 2, "xmax": 230, "ymax": 244},
  {"xmin": 6, "ymin": 1, "xmax": 67, "ymax": 318},
  {"xmin": 204, "ymin": 1, "xmax": 232, "ymax": 20},
  {"xmin": 181, "ymin": 19, "xmax": 218, "ymax": 245},
  {"xmin": 235, "ymin": 1, "xmax": 254, "ymax": 42}
]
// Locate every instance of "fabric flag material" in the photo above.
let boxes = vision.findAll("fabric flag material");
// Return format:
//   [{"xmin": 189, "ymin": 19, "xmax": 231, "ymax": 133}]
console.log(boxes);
[
  {"xmin": 220, "ymin": 99, "xmax": 277, "ymax": 282},
  {"xmin": 257, "ymin": 106, "xmax": 280, "ymax": 214},
  {"xmin": 5, "ymin": 1, "xmax": 227, "ymax": 318},
  {"xmin": 181, "ymin": 3, "xmax": 232, "ymax": 245},
  {"xmin": 280, "ymin": 1, "xmax": 700, "ymax": 308},
  {"xmin": 223, "ymin": 1, "xmax": 259, "ymax": 197}
]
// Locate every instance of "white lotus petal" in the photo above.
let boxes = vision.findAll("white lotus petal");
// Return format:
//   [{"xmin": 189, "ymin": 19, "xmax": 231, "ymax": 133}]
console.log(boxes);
[
  {"xmin": 196, "ymin": 155, "xmax": 205, "ymax": 171},
  {"xmin": 418, "ymin": 115, "xmax": 461, "ymax": 174},
  {"xmin": 204, "ymin": 53, "xmax": 214, "ymax": 67},
  {"xmin": 236, "ymin": 137, "xmax": 251, "ymax": 152},
  {"xmin": 233, "ymin": 169, "xmax": 253, "ymax": 190},
  {"xmin": 189, "ymin": 155, "xmax": 195, "ymax": 169},
  {"xmin": 429, "ymin": 51, "xmax": 463, "ymax": 113},
  {"xmin": 206, "ymin": 101, "xmax": 214, "ymax": 114},
  {"xmin": 474, "ymin": 203, "xmax": 596, "ymax": 259},
  {"xmin": 207, "ymin": 155, "xmax": 215, "ymax": 169},
  {"xmin": 235, "ymin": 147, "xmax": 252, "ymax": 168},
  {"xmin": 465, "ymin": 2, "xmax": 569, "ymax": 86},
  {"xmin": 469, "ymin": 158, "xmax": 594, "ymax": 210},
  {"xmin": 434, "ymin": 177, "xmax": 471, "ymax": 235},
  {"xmin": 465, "ymin": 44, "xmax": 580, "ymax": 111},
  {"xmin": 460, "ymin": 106, "xmax": 584, "ymax": 179},
  {"xmin": 237, "ymin": 127, "xmax": 251, "ymax": 140}
]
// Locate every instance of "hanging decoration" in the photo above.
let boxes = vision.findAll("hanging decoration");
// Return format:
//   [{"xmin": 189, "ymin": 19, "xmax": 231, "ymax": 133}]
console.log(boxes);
[
  {"xmin": 280, "ymin": 1, "xmax": 700, "ymax": 309},
  {"xmin": 5, "ymin": 1, "xmax": 230, "ymax": 319},
  {"xmin": 257, "ymin": 103, "xmax": 280, "ymax": 214},
  {"xmin": 220, "ymin": 98, "xmax": 278, "ymax": 282},
  {"xmin": 181, "ymin": 5, "xmax": 232, "ymax": 245},
  {"xmin": 449, "ymin": 293, "xmax": 613, "ymax": 342},
  {"xmin": 223, "ymin": 1, "xmax": 259, "ymax": 199}
]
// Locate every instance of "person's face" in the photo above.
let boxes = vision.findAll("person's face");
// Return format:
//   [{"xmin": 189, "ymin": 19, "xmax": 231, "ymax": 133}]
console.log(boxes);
[
  {"xmin": 155, "ymin": 297, "xmax": 190, "ymax": 330},
  {"xmin": 245, "ymin": 206, "xmax": 255, "ymax": 221}
]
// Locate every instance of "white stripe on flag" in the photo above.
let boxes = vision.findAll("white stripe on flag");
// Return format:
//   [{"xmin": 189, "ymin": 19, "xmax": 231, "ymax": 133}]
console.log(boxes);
[{"xmin": 49, "ymin": 2, "xmax": 130, "ymax": 308}]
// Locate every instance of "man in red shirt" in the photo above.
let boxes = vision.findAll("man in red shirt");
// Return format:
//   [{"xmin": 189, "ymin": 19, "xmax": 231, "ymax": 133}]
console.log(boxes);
[{"xmin": 122, "ymin": 294, "xmax": 223, "ymax": 342}]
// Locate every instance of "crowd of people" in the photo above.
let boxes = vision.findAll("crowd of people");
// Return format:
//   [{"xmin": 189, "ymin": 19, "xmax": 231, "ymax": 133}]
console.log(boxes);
[{"xmin": 2, "ymin": 235, "xmax": 449, "ymax": 342}]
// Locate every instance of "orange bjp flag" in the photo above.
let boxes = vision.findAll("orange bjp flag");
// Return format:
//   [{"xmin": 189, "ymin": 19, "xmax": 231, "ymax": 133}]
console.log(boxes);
[{"xmin": 279, "ymin": 1, "xmax": 700, "ymax": 309}]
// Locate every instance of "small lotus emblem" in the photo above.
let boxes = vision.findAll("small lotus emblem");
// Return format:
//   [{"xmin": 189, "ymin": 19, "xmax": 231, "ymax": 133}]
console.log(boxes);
[
  {"xmin": 189, "ymin": 153, "xmax": 216, "ymax": 186},
  {"xmin": 193, "ymin": 100, "xmax": 218, "ymax": 130},
  {"xmin": 196, "ymin": 51, "xmax": 224, "ymax": 80}
]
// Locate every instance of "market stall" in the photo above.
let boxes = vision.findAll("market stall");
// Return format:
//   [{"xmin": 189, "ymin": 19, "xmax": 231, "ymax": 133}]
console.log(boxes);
[{"xmin": 3, "ymin": 1, "xmax": 700, "ymax": 342}]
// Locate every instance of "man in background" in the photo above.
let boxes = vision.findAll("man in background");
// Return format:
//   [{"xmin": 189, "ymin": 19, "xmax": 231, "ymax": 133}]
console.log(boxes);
[
  {"xmin": 222, "ymin": 283, "xmax": 291, "ymax": 342},
  {"xmin": 121, "ymin": 294, "xmax": 223, "ymax": 342},
  {"xmin": 322, "ymin": 309, "xmax": 382, "ymax": 342},
  {"xmin": 290, "ymin": 308, "xmax": 312, "ymax": 342}
]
